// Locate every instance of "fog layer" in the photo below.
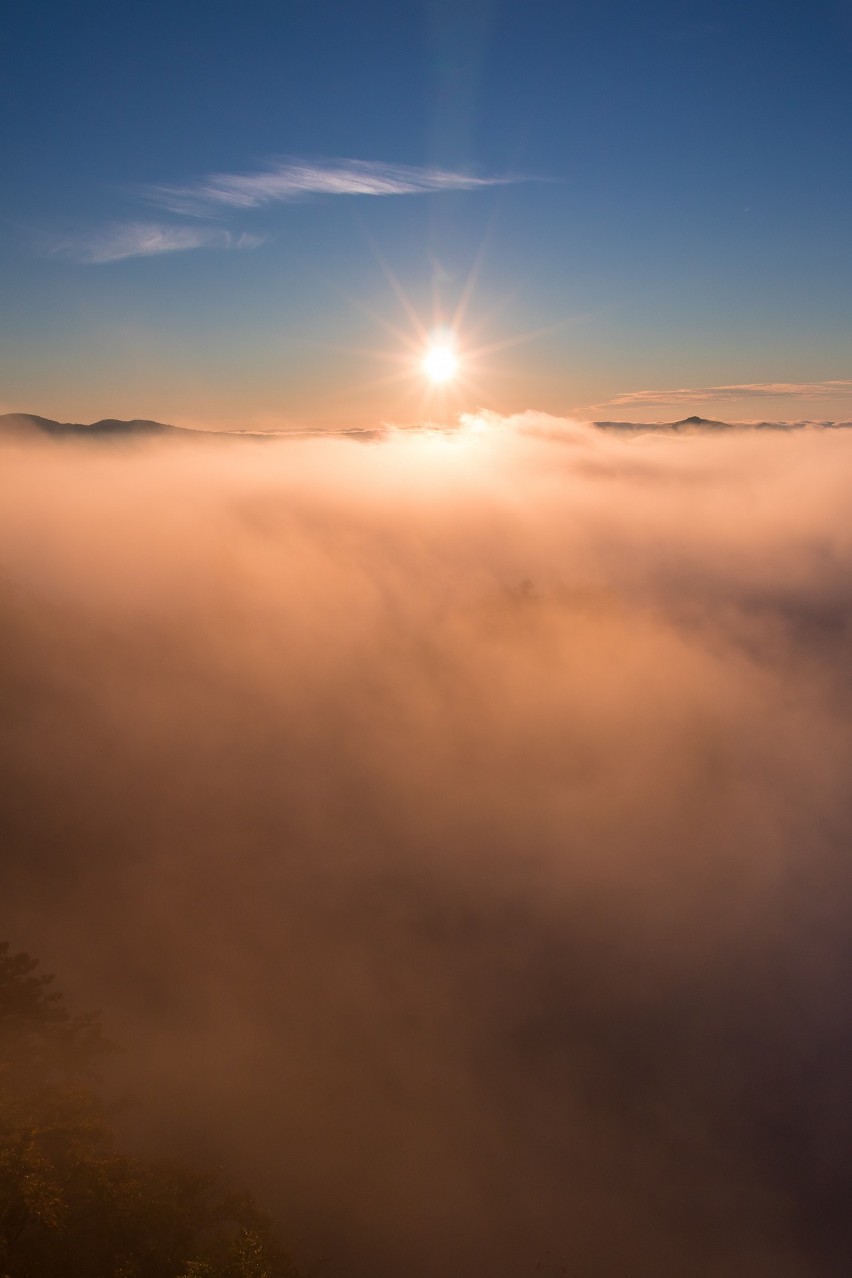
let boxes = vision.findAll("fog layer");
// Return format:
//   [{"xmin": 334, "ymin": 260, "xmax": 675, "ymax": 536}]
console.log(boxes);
[{"xmin": 2, "ymin": 413, "xmax": 852, "ymax": 1276}]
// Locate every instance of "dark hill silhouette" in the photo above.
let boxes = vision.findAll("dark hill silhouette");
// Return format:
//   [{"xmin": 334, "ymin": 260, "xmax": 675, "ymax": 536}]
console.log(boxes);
[
  {"xmin": 0, "ymin": 414, "xmax": 380, "ymax": 443},
  {"xmin": 0, "ymin": 412, "xmax": 193, "ymax": 439},
  {"xmin": 595, "ymin": 415, "xmax": 733, "ymax": 431},
  {"xmin": 591, "ymin": 415, "xmax": 847, "ymax": 432},
  {"xmin": 3, "ymin": 411, "xmax": 850, "ymax": 443},
  {"xmin": 0, "ymin": 413, "xmax": 304, "ymax": 442}
]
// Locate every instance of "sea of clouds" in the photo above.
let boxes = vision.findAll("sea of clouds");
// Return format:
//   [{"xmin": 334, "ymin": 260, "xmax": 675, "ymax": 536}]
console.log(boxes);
[{"xmin": 2, "ymin": 413, "xmax": 852, "ymax": 1276}]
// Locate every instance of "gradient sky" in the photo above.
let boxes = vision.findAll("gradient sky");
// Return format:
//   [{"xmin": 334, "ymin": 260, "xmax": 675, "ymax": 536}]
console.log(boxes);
[{"xmin": 3, "ymin": 0, "xmax": 852, "ymax": 428}]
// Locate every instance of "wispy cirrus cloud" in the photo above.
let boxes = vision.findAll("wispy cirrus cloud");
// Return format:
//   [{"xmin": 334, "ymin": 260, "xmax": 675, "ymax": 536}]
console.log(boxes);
[
  {"xmin": 591, "ymin": 380, "xmax": 852, "ymax": 410},
  {"xmin": 141, "ymin": 157, "xmax": 520, "ymax": 217},
  {"xmin": 45, "ymin": 157, "xmax": 516, "ymax": 265},
  {"xmin": 53, "ymin": 222, "xmax": 266, "ymax": 264}
]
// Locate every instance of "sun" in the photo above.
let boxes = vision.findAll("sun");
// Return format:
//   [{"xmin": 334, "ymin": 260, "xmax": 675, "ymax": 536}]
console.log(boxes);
[{"xmin": 422, "ymin": 337, "xmax": 458, "ymax": 384}]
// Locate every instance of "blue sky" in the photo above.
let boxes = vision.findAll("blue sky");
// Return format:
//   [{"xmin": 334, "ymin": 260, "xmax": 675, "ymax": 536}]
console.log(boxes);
[{"xmin": 3, "ymin": 0, "xmax": 852, "ymax": 427}]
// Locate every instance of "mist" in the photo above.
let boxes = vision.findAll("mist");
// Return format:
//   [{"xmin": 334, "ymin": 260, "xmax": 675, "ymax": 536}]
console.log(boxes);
[{"xmin": 3, "ymin": 413, "xmax": 852, "ymax": 1276}]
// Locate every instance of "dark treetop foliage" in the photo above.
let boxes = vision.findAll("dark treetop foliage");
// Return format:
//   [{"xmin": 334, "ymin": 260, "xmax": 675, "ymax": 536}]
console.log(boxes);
[{"xmin": 0, "ymin": 942, "xmax": 302, "ymax": 1278}]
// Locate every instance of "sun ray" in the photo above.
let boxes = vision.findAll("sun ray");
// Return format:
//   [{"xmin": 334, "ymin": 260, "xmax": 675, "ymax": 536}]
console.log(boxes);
[
  {"xmin": 450, "ymin": 234, "xmax": 493, "ymax": 336},
  {"xmin": 354, "ymin": 215, "xmax": 431, "ymax": 346},
  {"xmin": 464, "ymin": 317, "xmax": 566, "ymax": 362}
]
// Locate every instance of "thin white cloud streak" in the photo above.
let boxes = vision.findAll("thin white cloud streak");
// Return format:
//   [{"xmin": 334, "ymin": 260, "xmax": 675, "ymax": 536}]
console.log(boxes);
[
  {"xmin": 142, "ymin": 158, "xmax": 521, "ymax": 217},
  {"xmin": 591, "ymin": 380, "xmax": 852, "ymax": 410},
  {"xmin": 54, "ymin": 222, "xmax": 266, "ymax": 264}
]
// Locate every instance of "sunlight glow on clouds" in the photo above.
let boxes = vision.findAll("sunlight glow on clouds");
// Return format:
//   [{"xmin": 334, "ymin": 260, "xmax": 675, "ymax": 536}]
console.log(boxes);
[{"xmin": 5, "ymin": 416, "xmax": 852, "ymax": 1275}]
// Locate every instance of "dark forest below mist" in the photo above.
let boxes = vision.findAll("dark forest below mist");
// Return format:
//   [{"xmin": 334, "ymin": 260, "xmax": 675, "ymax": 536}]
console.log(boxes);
[{"xmin": 0, "ymin": 942, "xmax": 301, "ymax": 1277}]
